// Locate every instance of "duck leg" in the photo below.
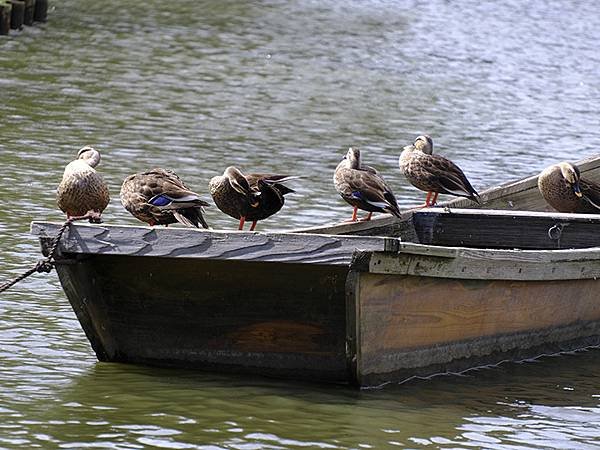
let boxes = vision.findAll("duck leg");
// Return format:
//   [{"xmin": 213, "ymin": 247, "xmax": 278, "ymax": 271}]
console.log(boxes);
[
  {"xmin": 359, "ymin": 212, "xmax": 373, "ymax": 221},
  {"xmin": 67, "ymin": 210, "xmax": 102, "ymax": 224},
  {"xmin": 416, "ymin": 191, "xmax": 433, "ymax": 208},
  {"xmin": 249, "ymin": 221, "xmax": 258, "ymax": 231},
  {"xmin": 238, "ymin": 216, "xmax": 246, "ymax": 230},
  {"xmin": 430, "ymin": 192, "xmax": 439, "ymax": 206},
  {"xmin": 351, "ymin": 206, "xmax": 358, "ymax": 222}
]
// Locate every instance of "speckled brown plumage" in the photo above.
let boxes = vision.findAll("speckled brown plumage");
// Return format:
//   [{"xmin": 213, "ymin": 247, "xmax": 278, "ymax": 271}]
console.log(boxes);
[
  {"xmin": 56, "ymin": 146, "xmax": 110, "ymax": 223},
  {"xmin": 399, "ymin": 135, "xmax": 480, "ymax": 206},
  {"xmin": 209, "ymin": 166, "xmax": 295, "ymax": 230},
  {"xmin": 334, "ymin": 147, "xmax": 401, "ymax": 221},
  {"xmin": 538, "ymin": 162, "xmax": 600, "ymax": 213},
  {"xmin": 120, "ymin": 168, "xmax": 210, "ymax": 228}
]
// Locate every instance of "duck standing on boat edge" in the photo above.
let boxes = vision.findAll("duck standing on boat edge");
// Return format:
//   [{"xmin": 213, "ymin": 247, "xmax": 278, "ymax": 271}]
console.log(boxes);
[
  {"xmin": 334, "ymin": 147, "xmax": 401, "ymax": 222},
  {"xmin": 399, "ymin": 135, "xmax": 481, "ymax": 207},
  {"xmin": 209, "ymin": 166, "xmax": 295, "ymax": 231},
  {"xmin": 57, "ymin": 145, "xmax": 110, "ymax": 223},
  {"xmin": 120, "ymin": 168, "xmax": 210, "ymax": 228},
  {"xmin": 538, "ymin": 162, "xmax": 600, "ymax": 213}
]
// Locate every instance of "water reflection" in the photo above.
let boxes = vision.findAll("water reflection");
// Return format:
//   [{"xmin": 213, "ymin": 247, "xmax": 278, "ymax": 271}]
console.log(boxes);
[{"xmin": 0, "ymin": 350, "xmax": 598, "ymax": 448}]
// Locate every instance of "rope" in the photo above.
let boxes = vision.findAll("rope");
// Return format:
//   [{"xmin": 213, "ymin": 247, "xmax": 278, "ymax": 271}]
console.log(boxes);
[{"xmin": 0, "ymin": 216, "xmax": 88, "ymax": 294}]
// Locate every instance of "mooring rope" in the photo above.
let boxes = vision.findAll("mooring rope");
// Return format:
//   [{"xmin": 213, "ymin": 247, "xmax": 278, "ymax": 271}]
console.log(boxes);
[{"xmin": 0, "ymin": 216, "xmax": 88, "ymax": 294}]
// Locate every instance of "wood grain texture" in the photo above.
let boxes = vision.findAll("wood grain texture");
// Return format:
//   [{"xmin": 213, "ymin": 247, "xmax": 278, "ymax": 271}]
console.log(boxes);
[
  {"xmin": 412, "ymin": 208, "xmax": 600, "ymax": 249},
  {"xmin": 363, "ymin": 243, "xmax": 600, "ymax": 280},
  {"xmin": 31, "ymin": 222, "xmax": 389, "ymax": 266},
  {"xmin": 296, "ymin": 153, "xmax": 600, "ymax": 236},
  {"xmin": 53, "ymin": 254, "xmax": 351, "ymax": 381},
  {"xmin": 355, "ymin": 272, "xmax": 600, "ymax": 384}
]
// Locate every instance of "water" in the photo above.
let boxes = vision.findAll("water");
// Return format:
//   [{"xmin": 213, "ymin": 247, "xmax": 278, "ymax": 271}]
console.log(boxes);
[{"xmin": 1, "ymin": 0, "xmax": 600, "ymax": 448}]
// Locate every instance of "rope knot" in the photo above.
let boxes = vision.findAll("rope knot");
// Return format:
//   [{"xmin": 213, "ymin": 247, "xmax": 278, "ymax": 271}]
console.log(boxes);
[{"xmin": 35, "ymin": 260, "xmax": 54, "ymax": 274}]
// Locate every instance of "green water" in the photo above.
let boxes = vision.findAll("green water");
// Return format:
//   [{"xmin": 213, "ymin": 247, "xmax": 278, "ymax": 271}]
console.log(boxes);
[{"xmin": 1, "ymin": 0, "xmax": 600, "ymax": 448}]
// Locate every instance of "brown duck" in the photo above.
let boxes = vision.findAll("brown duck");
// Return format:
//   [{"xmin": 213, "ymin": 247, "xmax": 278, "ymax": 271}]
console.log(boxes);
[
  {"xmin": 209, "ymin": 166, "xmax": 295, "ymax": 231},
  {"xmin": 120, "ymin": 168, "xmax": 210, "ymax": 228},
  {"xmin": 399, "ymin": 135, "xmax": 480, "ymax": 206},
  {"xmin": 538, "ymin": 162, "xmax": 600, "ymax": 213},
  {"xmin": 56, "ymin": 146, "xmax": 110, "ymax": 223},
  {"xmin": 334, "ymin": 147, "xmax": 401, "ymax": 221}
]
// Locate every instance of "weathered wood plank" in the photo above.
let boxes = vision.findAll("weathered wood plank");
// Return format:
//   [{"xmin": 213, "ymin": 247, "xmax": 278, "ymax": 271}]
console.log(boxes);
[
  {"xmin": 354, "ymin": 271, "xmax": 600, "ymax": 385},
  {"xmin": 296, "ymin": 153, "xmax": 600, "ymax": 236},
  {"xmin": 54, "ymin": 254, "xmax": 351, "ymax": 381},
  {"xmin": 32, "ymin": 222, "xmax": 390, "ymax": 266},
  {"xmin": 412, "ymin": 208, "xmax": 600, "ymax": 250},
  {"xmin": 361, "ymin": 239, "xmax": 600, "ymax": 280}
]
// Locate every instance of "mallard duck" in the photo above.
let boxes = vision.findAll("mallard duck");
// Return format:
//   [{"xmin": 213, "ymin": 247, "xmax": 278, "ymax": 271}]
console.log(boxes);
[
  {"xmin": 57, "ymin": 145, "xmax": 110, "ymax": 223},
  {"xmin": 334, "ymin": 147, "xmax": 401, "ymax": 221},
  {"xmin": 120, "ymin": 168, "xmax": 210, "ymax": 228},
  {"xmin": 209, "ymin": 166, "xmax": 295, "ymax": 231},
  {"xmin": 538, "ymin": 162, "xmax": 600, "ymax": 213},
  {"xmin": 399, "ymin": 135, "xmax": 480, "ymax": 206}
]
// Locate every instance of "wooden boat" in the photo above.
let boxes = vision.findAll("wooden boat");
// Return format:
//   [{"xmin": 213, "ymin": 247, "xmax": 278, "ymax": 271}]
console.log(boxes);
[{"xmin": 31, "ymin": 155, "xmax": 600, "ymax": 387}]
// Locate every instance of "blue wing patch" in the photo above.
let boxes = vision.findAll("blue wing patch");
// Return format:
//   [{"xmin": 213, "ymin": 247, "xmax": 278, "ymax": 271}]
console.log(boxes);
[
  {"xmin": 351, "ymin": 191, "xmax": 363, "ymax": 199},
  {"xmin": 148, "ymin": 194, "xmax": 172, "ymax": 207}
]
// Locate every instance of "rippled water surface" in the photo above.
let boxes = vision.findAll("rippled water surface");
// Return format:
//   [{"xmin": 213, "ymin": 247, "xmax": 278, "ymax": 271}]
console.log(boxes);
[{"xmin": 1, "ymin": 0, "xmax": 600, "ymax": 448}]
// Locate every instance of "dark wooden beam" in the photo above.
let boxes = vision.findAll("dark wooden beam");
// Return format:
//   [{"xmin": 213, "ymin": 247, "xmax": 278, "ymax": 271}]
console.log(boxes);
[
  {"xmin": 412, "ymin": 208, "xmax": 600, "ymax": 250},
  {"xmin": 31, "ymin": 222, "xmax": 391, "ymax": 266}
]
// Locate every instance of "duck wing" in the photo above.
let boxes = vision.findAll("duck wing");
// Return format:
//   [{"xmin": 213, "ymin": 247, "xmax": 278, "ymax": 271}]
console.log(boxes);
[
  {"xmin": 247, "ymin": 173, "xmax": 297, "ymax": 195},
  {"xmin": 340, "ymin": 169, "xmax": 401, "ymax": 217},
  {"xmin": 143, "ymin": 169, "xmax": 210, "ymax": 228},
  {"xmin": 421, "ymin": 155, "xmax": 480, "ymax": 201},
  {"xmin": 580, "ymin": 177, "xmax": 600, "ymax": 211}
]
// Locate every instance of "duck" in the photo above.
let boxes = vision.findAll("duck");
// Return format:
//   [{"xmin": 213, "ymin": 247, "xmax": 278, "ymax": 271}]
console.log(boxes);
[
  {"xmin": 399, "ymin": 135, "xmax": 480, "ymax": 206},
  {"xmin": 120, "ymin": 168, "xmax": 210, "ymax": 228},
  {"xmin": 334, "ymin": 147, "xmax": 401, "ymax": 221},
  {"xmin": 209, "ymin": 166, "xmax": 295, "ymax": 231},
  {"xmin": 57, "ymin": 145, "xmax": 110, "ymax": 223},
  {"xmin": 538, "ymin": 162, "xmax": 600, "ymax": 213}
]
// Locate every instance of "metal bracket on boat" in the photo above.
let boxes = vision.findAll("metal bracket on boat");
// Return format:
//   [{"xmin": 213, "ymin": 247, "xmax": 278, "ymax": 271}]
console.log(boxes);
[
  {"xmin": 547, "ymin": 222, "xmax": 567, "ymax": 248},
  {"xmin": 383, "ymin": 237, "xmax": 401, "ymax": 253}
]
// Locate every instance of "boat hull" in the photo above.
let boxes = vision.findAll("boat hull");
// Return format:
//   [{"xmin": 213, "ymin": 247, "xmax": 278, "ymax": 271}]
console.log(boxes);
[
  {"xmin": 348, "ymin": 271, "xmax": 600, "ymax": 386},
  {"xmin": 56, "ymin": 255, "xmax": 352, "ymax": 383}
]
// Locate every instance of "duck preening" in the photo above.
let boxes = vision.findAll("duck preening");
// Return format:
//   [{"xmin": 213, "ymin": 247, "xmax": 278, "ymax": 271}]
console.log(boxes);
[
  {"xmin": 120, "ymin": 168, "xmax": 210, "ymax": 228},
  {"xmin": 538, "ymin": 162, "xmax": 600, "ymax": 213},
  {"xmin": 399, "ymin": 135, "xmax": 480, "ymax": 206},
  {"xmin": 57, "ymin": 145, "xmax": 110, "ymax": 223},
  {"xmin": 209, "ymin": 166, "xmax": 295, "ymax": 231},
  {"xmin": 334, "ymin": 147, "xmax": 401, "ymax": 221}
]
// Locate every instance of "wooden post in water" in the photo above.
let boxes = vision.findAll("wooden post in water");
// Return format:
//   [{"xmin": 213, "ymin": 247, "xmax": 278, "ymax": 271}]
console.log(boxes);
[
  {"xmin": 0, "ymin": 1, "xmax": 11, "ymax": 35},
  {"xmin": 22, "ymin": 0, "xmax": 33, "ymax": 26},
  {"xmin": 10, "ymin": 0, "xmax": 24, "ymax": 29},
  {"xmin": 33, "ymin": 0, "xmax": 45, "ymax": 22}
]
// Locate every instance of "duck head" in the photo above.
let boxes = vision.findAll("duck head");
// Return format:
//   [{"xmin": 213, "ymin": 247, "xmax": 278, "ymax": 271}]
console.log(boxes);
[
  {"xmin": 77, "ymin": 146, "xmax": 101, "ymax": 168},
  {"xmin": 413, "ymin": 135, "xmax": 433, "ymax": 154},
  {"xmin": 559, "ymin": 162, "xmax": 582, "ymax": 197},
  {"xmin": 344, "ymin": 147, "xmax": 361, "ymax": 169}
]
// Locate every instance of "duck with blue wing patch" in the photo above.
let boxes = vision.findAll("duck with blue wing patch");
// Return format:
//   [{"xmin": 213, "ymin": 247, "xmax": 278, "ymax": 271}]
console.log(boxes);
[
  {"xmin": 334, "ymin": 147, "xmax": 401, "ymax": 222},
  {"xmin": 120, "ymin": 168, "xmax": 210, "ymax": 228}
]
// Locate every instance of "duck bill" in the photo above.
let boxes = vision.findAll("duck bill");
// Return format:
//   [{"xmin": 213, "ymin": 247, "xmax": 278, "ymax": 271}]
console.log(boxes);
[{"xmin": 573, "ymin": 183, "xmax": 583, "ymax": 197}]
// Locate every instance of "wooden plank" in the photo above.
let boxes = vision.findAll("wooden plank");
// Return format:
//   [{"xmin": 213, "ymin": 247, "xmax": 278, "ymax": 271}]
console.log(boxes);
[
  {"xmin": 54, "ymin": 254, "xmax": 352, "ymax": 382},
  {"xmin": 344, "ymin": 270, "xmax": 360, "ymax": 385},
  {"xmin": 296, "ymin": 153, "xmax": 600, "ymax": 236},
  {"xmin": 412, "ymin": 208, "xmax": 600, "ymax": 249},
  {"xmin": 362, "ymin": 244, "xmax": 600, "ymax": 280},
  {"xmin": 31, "ymin": 222, "xmax": 390, "ymax": 266},
  {"xmin": 354, "ymin": 271, "xmax": 600, "ymax": 386}
]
